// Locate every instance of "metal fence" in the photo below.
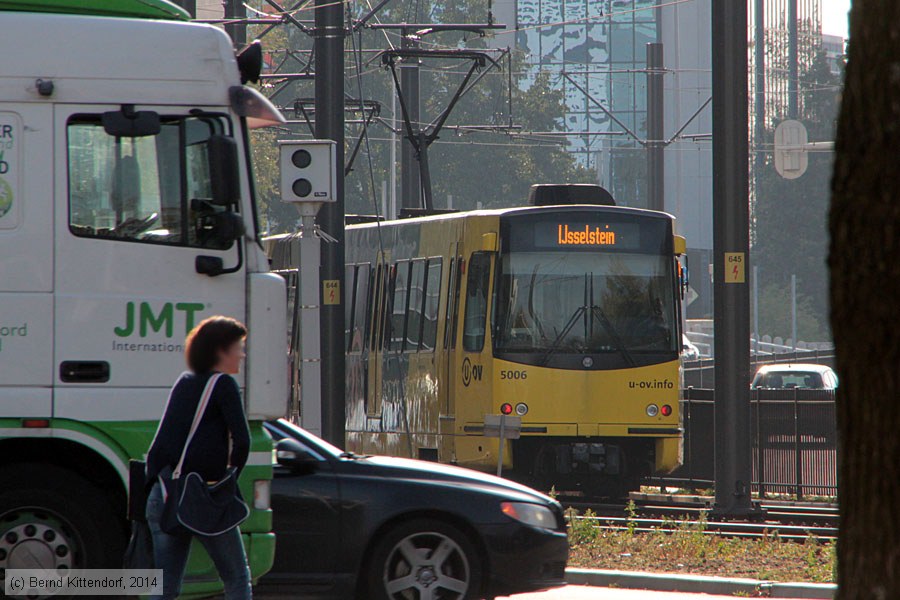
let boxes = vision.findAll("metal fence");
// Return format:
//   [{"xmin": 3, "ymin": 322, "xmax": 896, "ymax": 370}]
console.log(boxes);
[{"xmin": 646, "ymin": 388, "xmax": 838, "ymax": 499}]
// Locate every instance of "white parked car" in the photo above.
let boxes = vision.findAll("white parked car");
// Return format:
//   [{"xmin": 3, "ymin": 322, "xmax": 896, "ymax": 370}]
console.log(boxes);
[
  {"xmin": 681, "ymin": 335, "xmax": 701, "ymax": 361},
  {"xmin": 751, "ymin": 363, "xmax": 838, "ymax": 390}
]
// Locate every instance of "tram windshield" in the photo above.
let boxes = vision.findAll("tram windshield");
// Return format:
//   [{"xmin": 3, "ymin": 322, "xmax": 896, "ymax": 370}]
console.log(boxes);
[{"xmin": 493, "ymin": 213, "xmax": 678, "ymax": 363}]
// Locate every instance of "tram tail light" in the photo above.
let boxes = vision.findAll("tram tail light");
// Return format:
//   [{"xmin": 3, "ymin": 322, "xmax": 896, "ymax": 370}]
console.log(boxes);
[
  {"xmin": 661, "ymin": 404, "xmax": 673, "ymax": 417},
  {"xmin": 500, "ymin": 403, "xmax": 513, "ymax": 415}
]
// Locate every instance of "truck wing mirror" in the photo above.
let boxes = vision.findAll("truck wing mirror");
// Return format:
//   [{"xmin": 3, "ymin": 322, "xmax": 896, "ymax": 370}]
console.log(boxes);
[{"xmin": 208, "ymin": 135, "xmax": 241, "ymax": 207}]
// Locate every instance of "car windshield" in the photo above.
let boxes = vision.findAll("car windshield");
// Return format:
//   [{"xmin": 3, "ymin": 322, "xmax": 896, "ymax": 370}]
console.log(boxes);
[
  {"xmin": 493, "ymin": 250, "xmax": 677, "ymax": 355},
  {"xmin": 753, "ymin": 371, "xmax": 825, "ymax": 389},
  {"xmin": 268, "ymin": 419, "xmax": 344, "ymax": 458}
]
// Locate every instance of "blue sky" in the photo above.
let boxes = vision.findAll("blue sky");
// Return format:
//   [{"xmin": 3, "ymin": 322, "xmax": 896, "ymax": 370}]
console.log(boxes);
[{"xmin": 823, "ymin": 0, "xmax": 850, "ymax": 38}]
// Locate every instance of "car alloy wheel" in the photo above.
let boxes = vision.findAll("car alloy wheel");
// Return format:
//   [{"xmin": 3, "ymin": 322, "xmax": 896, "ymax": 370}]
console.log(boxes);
[{"xmin": 383, "ymin": 531, "xmax": 470, "ymax": 600}]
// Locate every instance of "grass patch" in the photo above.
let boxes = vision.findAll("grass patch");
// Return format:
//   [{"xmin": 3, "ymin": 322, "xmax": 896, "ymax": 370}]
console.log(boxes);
[{"xmin": 566, "ymin": 508, "xmax": 836, "ymax": 583}]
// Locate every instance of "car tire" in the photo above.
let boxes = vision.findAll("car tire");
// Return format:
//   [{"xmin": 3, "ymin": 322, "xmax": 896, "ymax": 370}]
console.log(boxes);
[
  {"xmin": 365, "ymin": 517, "xmax": 484, "ymax": 600},
  {"xmin": 0, "ymin": 463, "xmax": 126, "ymax": 579}
]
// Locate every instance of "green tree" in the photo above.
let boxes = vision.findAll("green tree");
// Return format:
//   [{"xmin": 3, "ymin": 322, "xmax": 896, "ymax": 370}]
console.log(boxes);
[{"xmin": 752, "ymin": 46, "xmax": 844, "ymax": 342}]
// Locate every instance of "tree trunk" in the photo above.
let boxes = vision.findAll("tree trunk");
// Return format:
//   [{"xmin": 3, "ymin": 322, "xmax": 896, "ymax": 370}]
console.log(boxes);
[{"xmin": 830, "ymin": 3, "xmax": 900, "ymax": 599}]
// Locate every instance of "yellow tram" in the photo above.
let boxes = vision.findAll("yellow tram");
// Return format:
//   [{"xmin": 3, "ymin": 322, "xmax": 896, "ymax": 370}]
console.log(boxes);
[{"xmin": 271, "ymin": 185, "xmax": 687, "ymax": 495}]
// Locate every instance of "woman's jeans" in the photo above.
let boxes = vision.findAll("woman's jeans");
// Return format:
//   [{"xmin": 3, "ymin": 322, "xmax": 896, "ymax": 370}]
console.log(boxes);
[{"xmin": 146, "ymin": 481, "xmax": 252, "ymax": 600}]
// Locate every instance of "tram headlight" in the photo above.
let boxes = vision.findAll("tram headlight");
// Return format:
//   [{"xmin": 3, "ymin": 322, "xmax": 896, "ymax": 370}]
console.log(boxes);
[
  {"xmin": 646, "ymin": 404, "xmax": 659, "ymax": 417},
  {"xmin": 515, "ymin": 402, "xmax": 529, "ymax": 416}
]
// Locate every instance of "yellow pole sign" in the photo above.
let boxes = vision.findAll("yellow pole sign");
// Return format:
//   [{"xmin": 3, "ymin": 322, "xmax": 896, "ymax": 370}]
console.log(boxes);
[
  {"xmin": 323, "ymin": 280, "xmax": 340, "ymax": 305},
  {"xmin": 724, "ymin": 252, "xmax": 745, "ymax": 283}
]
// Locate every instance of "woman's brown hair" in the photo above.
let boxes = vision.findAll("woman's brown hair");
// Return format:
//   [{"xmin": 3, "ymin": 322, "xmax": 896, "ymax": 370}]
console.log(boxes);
[{"xmin": 184, "ymin": 316, "xmax": 247, "ymax": 373}]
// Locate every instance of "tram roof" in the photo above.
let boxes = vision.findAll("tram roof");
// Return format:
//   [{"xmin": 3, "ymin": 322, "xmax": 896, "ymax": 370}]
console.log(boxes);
[{"xmin": 347, "ymin": 204, "xmax": 675, "ymax": 230}]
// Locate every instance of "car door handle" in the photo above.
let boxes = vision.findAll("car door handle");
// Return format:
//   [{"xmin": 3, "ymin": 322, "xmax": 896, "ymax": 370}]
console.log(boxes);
[{"xmin": 60, "ymin": 361, "xmax": 110, "ymax": 383}]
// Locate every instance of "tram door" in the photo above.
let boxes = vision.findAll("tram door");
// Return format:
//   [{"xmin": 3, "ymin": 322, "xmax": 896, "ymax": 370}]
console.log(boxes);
[{"xmin": 440, "ymin": 244, "xmax": 462, "ymax": 462}]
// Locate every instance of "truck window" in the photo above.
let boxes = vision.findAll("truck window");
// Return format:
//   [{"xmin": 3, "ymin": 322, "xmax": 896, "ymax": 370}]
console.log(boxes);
[{"xmin": 67, "ymin": 115, "xmax": 232, "ymax": 248}]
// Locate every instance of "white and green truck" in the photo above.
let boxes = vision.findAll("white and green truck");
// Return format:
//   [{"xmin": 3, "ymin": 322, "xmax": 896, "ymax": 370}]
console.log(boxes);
[{"xmin": 0, "ymin": 0, "xmax": 288, "ymax": 595}]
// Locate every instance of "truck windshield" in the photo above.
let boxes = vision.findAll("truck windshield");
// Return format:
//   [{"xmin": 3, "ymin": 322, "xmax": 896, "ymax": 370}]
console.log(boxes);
[{"xmin": 494, "ymin": 251, "xmax": 677, "ymax": 356}]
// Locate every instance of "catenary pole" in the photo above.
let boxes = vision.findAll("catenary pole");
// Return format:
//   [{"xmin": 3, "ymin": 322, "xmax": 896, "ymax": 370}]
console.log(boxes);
[
  {"xmin": 712, "ymin": 0, "xmax": 756, "ymax": 516},
  {"xmin": 647, "ymin": 42, "xmax": 665, "ymax": 212},
  {"xmin": 315, "ymin": 0, "xmax": 346, "ymax": 445},
  {"xmin": 400, "ymin": 32, "xmax": 422, "ymax": 209}
]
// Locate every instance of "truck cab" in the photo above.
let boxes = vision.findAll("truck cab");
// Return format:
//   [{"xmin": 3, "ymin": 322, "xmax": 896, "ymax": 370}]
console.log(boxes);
[{"xmin": 0, "ymin": 3, "xmax": 288, "ymax": 595}]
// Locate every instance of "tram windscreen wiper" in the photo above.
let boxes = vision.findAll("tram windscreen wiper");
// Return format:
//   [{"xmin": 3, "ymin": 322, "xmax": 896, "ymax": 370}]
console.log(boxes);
[
  {"xmin": 540, "ymin": 273, "xmax": 590, "ymax": 366},
  {"xmin": 540, "ymin": 274, "xmax": 637, "ymax": 367},
  {"xmin": 590, "ymin": 303, "xmax": 636, "ymax": 368},
  {"xmin": 587, "ymin": 272, "xmax": 636, "ymax": 367}
]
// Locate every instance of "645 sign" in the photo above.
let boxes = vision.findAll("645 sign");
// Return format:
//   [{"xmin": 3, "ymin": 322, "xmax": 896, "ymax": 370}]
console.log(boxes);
[
  {"xmin": 724, "ymin": 252, "xmax": 745, "ymax": 284},
  {"xmin": 461, "ymin": 357, "xmax": 483, "ymax": 387}
]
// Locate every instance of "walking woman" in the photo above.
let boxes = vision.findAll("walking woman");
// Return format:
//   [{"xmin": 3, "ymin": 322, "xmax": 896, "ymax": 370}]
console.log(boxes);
[{"xmin": 145, "ymin": 316, "xmax": 253, "ymax": 600}]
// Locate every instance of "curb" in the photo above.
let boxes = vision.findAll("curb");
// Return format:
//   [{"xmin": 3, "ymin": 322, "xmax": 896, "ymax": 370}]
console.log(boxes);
[{"xmin": 565, "ymin": 568, "xmax": 836, "ymax": 598}]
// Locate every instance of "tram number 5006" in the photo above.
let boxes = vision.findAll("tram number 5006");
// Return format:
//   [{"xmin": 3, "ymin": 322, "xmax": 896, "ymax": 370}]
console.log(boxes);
[{"xmin": 500, "ymin": 370, "xmax": 528, "ymax": 381}]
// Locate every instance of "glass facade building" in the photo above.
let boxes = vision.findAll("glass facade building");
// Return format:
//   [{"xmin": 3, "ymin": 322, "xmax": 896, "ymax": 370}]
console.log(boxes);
[{"xmin": 515, "ymin": 0, "xmax": 659, "ymax": 206}]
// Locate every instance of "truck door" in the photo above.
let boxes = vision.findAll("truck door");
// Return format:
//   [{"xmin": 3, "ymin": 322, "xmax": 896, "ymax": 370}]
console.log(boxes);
[
  {"xmin": 53, "ymin": 106, "xmax": 246, "ymax": 426},
  {"xmin": 0, "ymin": 105, "xmax": 54, "ymax": 417}
]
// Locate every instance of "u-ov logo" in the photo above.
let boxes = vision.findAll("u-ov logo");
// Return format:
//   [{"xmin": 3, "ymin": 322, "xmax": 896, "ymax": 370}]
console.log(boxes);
[{"xmin": 462, "ymin": 357, "xmax": 482, "ymax": 387}]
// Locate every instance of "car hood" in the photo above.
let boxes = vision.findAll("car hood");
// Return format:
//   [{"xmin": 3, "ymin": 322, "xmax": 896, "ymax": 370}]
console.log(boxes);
[{"xmin": 342, "ymin": 455, "xmax": 559, "ymax": 505}]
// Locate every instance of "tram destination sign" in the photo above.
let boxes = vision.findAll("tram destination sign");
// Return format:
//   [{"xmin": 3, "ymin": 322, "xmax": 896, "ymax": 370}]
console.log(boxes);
[{"xmin": 533, "ymin": 220, "xmax": 642, "ymax": 250}]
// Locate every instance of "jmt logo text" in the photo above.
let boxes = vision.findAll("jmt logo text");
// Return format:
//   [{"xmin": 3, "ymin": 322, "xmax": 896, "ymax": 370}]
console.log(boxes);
[{"xmin": 114, "ymin": 302, "xmax": 204, "ymax": 338}]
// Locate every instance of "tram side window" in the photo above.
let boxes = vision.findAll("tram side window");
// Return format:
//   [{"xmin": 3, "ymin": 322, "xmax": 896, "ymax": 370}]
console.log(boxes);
[
  {"xmin": 370, "ymin": 263, "xmax": 385, "ymax": 351},
  {"xmin": 463, "ymin": 252, "xmax": 491, "ymax": 352},
  {"xmin": 443, "ymin": 259, "xmax": 456, "ymax": 349},
  {"xmin": 345, "ymin": 265, "xmax": 357, "ymax": 352},
  {"xmin": 422, "ymin": 258, "xmax": 442, "ymax": 351},
  {"xmin": 447, "ymin": 257, "xmax": 462, "ymax": 349},
  {"xmin": 387, "ymin": 261, "xmax": 410, "ymax": 352},
  {"xmin": 350, "ymin": 264, "xmax": 370, "ymax": 354},
  {"xmin": 406, "ymin": 260, "xmax": 426, "ymax": 351}
]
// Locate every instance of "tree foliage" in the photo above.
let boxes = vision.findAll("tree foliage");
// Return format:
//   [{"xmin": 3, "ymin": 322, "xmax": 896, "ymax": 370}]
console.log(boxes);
[{"xmin": 752, "ymin": 47, "xmax": 843, "ymax": 342}]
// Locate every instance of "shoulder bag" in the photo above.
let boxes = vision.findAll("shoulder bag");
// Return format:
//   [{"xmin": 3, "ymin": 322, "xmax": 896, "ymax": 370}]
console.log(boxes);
[{"xmin": 157, "ymin": 373, "xmax": 250, "ymax": 536}]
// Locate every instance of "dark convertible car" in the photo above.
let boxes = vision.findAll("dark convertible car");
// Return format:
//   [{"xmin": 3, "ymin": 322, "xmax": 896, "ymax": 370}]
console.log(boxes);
[{"xmin": 260, "ymin": 419, "xmax": 568, "ymax": 599}]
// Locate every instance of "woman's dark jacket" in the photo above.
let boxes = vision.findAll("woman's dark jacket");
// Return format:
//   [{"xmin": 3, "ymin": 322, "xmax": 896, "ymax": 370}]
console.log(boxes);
[{"xmin": 146, "ymin": 371, "xmax": 250, "ymax": 483}]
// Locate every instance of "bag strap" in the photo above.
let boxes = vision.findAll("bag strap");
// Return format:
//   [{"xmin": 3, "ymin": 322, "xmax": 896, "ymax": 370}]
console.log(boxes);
[{"xmin": 173, "ymin": 373, "xmax": 222, "ymax": 479}]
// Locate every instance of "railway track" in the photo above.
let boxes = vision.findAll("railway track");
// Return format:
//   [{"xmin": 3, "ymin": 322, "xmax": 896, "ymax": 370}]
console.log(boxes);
[{"xmin": 562, "ymin": 492, "xmax": 839, "ymax": 541}]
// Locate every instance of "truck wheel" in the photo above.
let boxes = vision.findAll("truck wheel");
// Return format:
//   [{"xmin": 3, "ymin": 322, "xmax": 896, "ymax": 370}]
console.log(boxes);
[
  {"xmin": 365, "ymin": 518, "xmax": 483, "ymax": 600},
  {"xmin": 0, "ymin": 464, "xmax": 125, "ymax": 579}
]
